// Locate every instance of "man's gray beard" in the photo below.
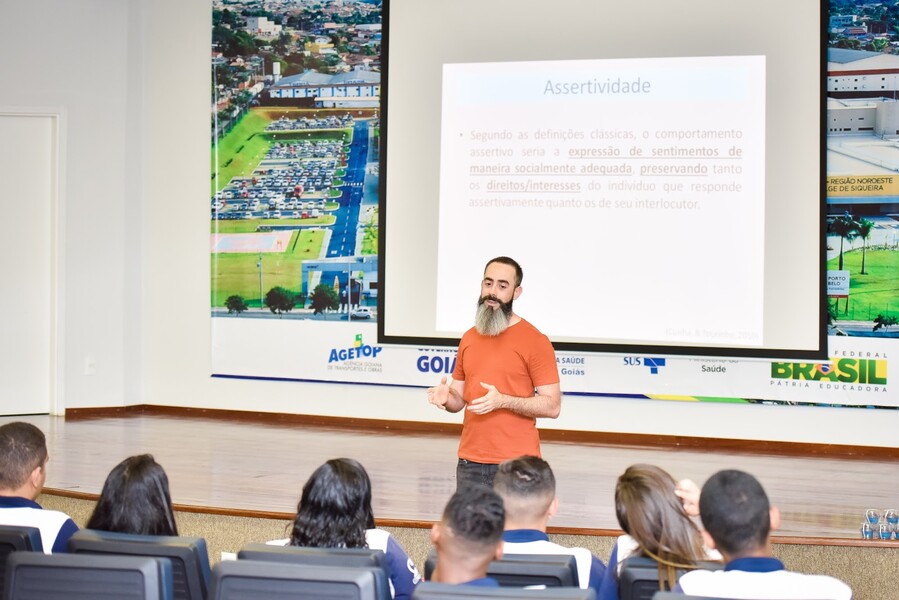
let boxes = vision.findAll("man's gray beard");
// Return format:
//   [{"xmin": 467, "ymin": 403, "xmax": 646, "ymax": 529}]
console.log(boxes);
[{"xmin": 474, "ymin": 302, "xmax": 510, "ymax": 336}]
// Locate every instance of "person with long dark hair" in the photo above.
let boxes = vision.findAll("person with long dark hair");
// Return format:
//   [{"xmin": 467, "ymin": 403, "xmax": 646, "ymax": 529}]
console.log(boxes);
[
  {"xmin": 278, "ymin": 458, "xmax": 420, "ymax": 600},
  {"xmin": 86, "ymin": 454, "xmax": 178, "ymax": 536},
  {"xmin": 598, "ymin": 463, "xmax": 720, "ymax": 600}
]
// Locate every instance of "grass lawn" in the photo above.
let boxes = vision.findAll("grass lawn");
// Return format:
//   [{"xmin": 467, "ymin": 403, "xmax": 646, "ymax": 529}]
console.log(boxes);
[
  {"xmin": 828, "ymin": 248, "xmax": 899, "ymax": 321},
  {"xmin": 211, "ymin": 110, "xmax": 272, "ymax": 194},
  {"xmin": 212, "ymin": 216, "xmax": 336, "ymax": 234},
  {"xmin": 211, "ymin": 228, "xmax": 326, "ymax": 307}
]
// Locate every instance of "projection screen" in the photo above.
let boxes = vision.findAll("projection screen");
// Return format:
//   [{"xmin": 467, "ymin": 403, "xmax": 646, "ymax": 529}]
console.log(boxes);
[{"xmin": 378, "ymin": 0, "xmax": 826, "ymax": 360}]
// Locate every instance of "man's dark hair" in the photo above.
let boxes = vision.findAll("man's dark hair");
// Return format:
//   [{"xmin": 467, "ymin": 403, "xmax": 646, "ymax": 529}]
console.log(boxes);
[
  {"xmin": 0, "ymin": 422, "xmax": 48, "ymax": 490},
  {"xmin": 485, "ymin": 256, "xmax": 523, "ymax": 288},
  {"xmin": 443, "ymin": 484, "xmax": 505, "ymax": 551},
  {"xmin": 699, "ymin": 469, "xmax": 770, "ymax": 556},
  {"xmin": 493, "ymin": 456, "xmax": 555, "ymax": 521},
  {"xmin": 87, "ymin": 454, "xmax": 178, "ymax": 536},
  {"xmin": 290, "ymin": 458, "xmax": 376, "ymax": 549}
]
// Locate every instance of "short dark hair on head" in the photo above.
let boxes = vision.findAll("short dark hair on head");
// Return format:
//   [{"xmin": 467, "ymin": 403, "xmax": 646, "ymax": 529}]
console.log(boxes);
[
  {"xmin": 493, "ymin": 456, "xmax": 555, "ymax": 520},
  {"xmin": 0, "ymin": 422, "xmax": 48, "ymax": 490},
  {"xmin": 485, "ymin": 256, "xmax": 523, "ymax": 288},
  {"xmin": 86, "ymin": 454, "xmax": 178, "ymax": 536},
  {"xmin": 443, "ymin": 484, "xmax": 505, "ymax": 551},
  {"xmin": 290, "ymin": 458, "xmax": 375, "ymax": 549},
  {"xmin": 699, "ymin": 469, "xmax": 770, "ymax": 556}
]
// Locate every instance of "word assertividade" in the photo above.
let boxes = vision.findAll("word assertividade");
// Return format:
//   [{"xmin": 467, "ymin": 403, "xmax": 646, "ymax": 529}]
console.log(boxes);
[{"xmin": 544, "ymin": 77, "xmax": 651, "ymax": 95}]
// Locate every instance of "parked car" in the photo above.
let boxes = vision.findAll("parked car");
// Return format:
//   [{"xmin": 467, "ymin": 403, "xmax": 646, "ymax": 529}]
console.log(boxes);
[{"xmin": 350, "ymin": 307, "xmax": 372, "ymax": 320}]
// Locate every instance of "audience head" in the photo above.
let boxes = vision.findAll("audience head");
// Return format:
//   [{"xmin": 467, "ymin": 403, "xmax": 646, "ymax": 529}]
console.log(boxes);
[
  {"xmin": 430, "ymin": 484, "xmax": 505, "ymax": 584},
  {"xmin": 87, "ymin": 454, "xmax": 178, "ymax": 535},
  {"xmin": 615, "ymin": 464, "xmax": 707, "ymax": 566},
  {"xmin": 699, "ymin": 469, "xmax": 779, "ymax": 559},
  {"xmin": 290, "ymin": 457, "xmax": 375, "ymax": 548},
  {"xmin": 493, "ymin": 455, "xmax": 557, "ymax": 529},
  {"xmin": 0, "ymin": 422, "xmax": 49, "ymax": 498}
]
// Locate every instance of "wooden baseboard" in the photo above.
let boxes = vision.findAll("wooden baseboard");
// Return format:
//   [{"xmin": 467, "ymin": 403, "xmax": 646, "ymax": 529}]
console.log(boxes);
[{"xmin": 64, "ymin": 404, "xmax": 899, "ymax": 460}]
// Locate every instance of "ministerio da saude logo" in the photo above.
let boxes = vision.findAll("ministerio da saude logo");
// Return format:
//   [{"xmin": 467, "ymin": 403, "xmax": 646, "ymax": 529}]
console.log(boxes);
[{"xmin": 770, "ymin": 353, "xmax": 888, "ymax": 393}]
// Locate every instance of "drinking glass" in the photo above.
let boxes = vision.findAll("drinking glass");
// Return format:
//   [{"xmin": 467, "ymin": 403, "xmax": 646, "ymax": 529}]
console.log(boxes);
[{"xmin": 861, "ymin": 522, "xmax": 875, "ymax": 539}]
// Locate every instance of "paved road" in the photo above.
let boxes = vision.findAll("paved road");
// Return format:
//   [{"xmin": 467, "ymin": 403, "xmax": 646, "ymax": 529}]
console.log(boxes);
[{"xmin": 320, "ymin": 120, "xmax": 370, "ymax": 290}]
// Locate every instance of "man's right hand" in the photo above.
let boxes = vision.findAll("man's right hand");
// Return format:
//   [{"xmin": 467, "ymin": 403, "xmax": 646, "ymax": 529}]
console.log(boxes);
[{"xmin": 427, "ymin": 376, "xmax": 450, "ymax": 410}]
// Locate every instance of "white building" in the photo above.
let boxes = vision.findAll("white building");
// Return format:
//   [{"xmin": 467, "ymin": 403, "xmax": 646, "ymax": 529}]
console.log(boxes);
[
  {"xmin": 828, "ymin": 48, "xmax": 899, "ymax": 98},
  {"xmin": 268, "ymin": 69, "xmax": 380, "ymax": 107},
  {"xmin": 246, "ymin": 16, "xmax": 282, "ymax": 36}
]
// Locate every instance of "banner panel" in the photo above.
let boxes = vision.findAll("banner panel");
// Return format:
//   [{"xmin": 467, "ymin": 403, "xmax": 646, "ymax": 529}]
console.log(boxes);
[{"xmin": 210, "ymin": 2, "xmax": 897, "ymax": 410}]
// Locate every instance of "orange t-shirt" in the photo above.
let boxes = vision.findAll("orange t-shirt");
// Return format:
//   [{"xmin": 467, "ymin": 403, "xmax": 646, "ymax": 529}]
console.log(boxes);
[{"xmin": 452, "ymin": 318, "xmax": 559, "ymax": 463}]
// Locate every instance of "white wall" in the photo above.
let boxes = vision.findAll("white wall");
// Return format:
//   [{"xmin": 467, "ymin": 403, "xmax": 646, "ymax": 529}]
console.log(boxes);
[
  {"xmin": 2, "ymin": 0, "xmax": 895, "ymax": 447},
  {"xmin": 0, "ymin": 0, "xmax": 139, "ymax": 409}
]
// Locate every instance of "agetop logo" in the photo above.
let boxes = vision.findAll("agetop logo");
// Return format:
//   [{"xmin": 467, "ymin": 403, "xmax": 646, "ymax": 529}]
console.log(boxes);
[
  {"xmin": 624, "ymin": 356, "xmax": 667, "ymax": 375},
  {"xmin": 327, "ymin": 334, "xmax": 383, "ymax": 373},
  {"xmin": 770, "ymin": 354, "xmax": 888, "ymax": 393}
]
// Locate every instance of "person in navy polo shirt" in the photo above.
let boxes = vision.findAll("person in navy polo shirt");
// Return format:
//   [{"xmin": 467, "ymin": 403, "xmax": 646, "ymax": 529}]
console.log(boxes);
[
  {"xmin": 677, "ymin": 469, "xmax": 852, "ymax": 600},
  {"xmin": 428, "ymin": 484, "xmax": 505, "ymax": 587},
  {"xmin": 493, "ymin": 456, "xmax": 605, "ymax": 595},
  {"xmin": 0, "ymin": 422, "xmax": 78, "ymax": 553}
]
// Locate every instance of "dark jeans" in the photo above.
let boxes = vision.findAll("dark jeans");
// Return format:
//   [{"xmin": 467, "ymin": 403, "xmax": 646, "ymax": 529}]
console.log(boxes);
[{"xmin": 456, "ymin": 459, "xmax": 499, "ymax": 490}]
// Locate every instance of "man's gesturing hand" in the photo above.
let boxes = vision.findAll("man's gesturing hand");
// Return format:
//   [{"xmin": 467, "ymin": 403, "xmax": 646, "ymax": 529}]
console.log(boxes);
[
  {"xmin": 427, "ymin": 376, "xmax": 450, "ymax": 410},
  {"xmin": 467, "ymin": 382, "xmax": 504, "ymax": 415}
]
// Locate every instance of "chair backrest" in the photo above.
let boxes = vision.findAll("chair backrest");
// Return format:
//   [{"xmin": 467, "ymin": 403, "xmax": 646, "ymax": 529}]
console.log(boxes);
[
  {"xmin": 412, "ymin": 581, "xmax": 596, "ymax": 600},
  {"xmin": 237, "ymin": 543, "xmax": 390, "ymax": 600},
  {"xmin": 209, "ymin": 559, "xmax": 383, "ymax": 600},
  {"xmin": 425, "ymin": 550, "xmax": 579, "ymax": 588},
  {"xmin": 67, "ymin": 529, "xmax": 210, "ymax": 600},
  {"xmin": 652, "ymin": 593, "xmax": 734, "ymax": 600},
  {"xmin": 619, "ymin": 556, "xmax": 722, "ymax": 600},
  {"xmin": 0, "ymin": 525, "xmax": 43, "ymax": 595},
  {"xmin": 4, "ymin": 551, "xmax": 174, "ymax": 600}
]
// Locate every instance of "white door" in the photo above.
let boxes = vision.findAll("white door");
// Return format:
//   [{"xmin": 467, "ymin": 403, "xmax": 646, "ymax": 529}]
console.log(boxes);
[{"xmin": 0, "ymin": 113, "xmax": 57, "ymax": 415}]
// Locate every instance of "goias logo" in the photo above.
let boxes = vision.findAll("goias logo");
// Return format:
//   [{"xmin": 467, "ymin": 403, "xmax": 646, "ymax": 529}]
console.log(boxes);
[{"xmin": 770, "ymin": 358, "xmax": 887, "ymax": 392}]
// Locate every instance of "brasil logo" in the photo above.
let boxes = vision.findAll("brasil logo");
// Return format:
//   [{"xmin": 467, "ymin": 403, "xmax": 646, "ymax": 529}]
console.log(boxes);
[{"xmin": 771, "ymin": 358, "xmax": 887, "ymax": 386}]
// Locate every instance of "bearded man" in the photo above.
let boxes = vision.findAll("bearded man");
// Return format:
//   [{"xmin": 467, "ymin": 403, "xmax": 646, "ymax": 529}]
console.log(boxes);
[{"xmin": 427, "ymin": 256, "xmax": 561, "ymax": 489}]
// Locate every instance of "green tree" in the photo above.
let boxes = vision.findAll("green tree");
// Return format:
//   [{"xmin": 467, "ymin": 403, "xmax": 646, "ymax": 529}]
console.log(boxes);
[
  {"xmin": 872, "ymin": 37, "xmax": 889, "ymax": 52},
  {"xmin": 213, "ymin": 64, "xmax": 235, "ymax": 90},
  {"xmin": 873, "ymin": 314, "xmax": 898, "ymax": 331},
  {"xmin": 225, "ymin": 295, "xmax": 248, "ymax": 315},
  {"xmin": 855, "ymin": 217, "xmax": 874, "ymax": 274},
  {"xmin": 828, "ymin": 213, "xmax": 857, "ymax": 271},
  {"xmin": 235, "ymin": 31, "xmax": 261, "ymax": 57},
  {"xmin": 310, "ymin": 284, "xmax": 339, "ymax": 315},
  {"xmin": 835, "ymin": 37, "xmax": 861, "ymax": 50},
  {"xmin": 273, "ymin": 32, "xmax": 293, "ymax": 54},
  {"xmin": 265, "ymin": 286, "xmax": 298, "ymax": 315}
]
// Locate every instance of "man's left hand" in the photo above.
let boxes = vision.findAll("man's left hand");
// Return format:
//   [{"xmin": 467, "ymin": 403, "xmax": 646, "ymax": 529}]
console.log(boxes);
[{"xmin": 467, "ymin": 382, "xmax": 505, "ymax": 415}]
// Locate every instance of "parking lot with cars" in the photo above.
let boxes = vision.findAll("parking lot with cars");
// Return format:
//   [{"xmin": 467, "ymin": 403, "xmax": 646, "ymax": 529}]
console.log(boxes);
[{"xmin": 212, "ymin": 122, "xmax": 348, "ymax": 224}]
